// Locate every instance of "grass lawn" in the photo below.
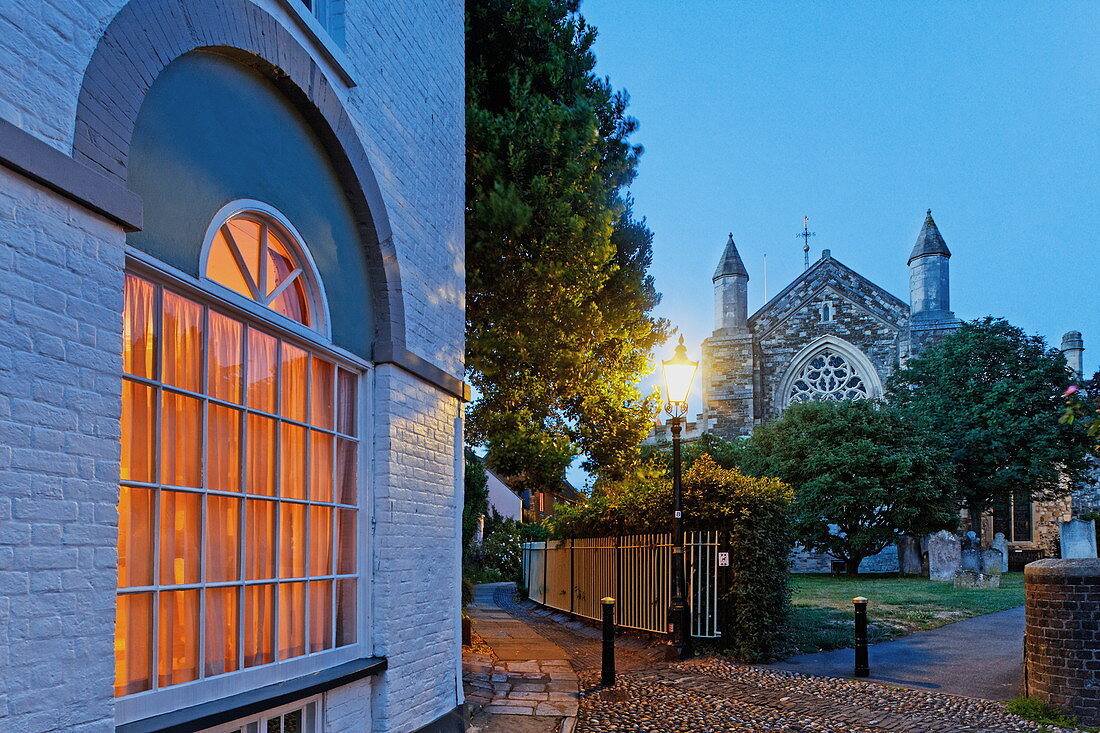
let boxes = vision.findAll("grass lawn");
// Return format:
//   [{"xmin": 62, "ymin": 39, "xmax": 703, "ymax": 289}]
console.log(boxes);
[{"xmin": 781, "ymin": 572, "xmax": 1025, "ymax": 656}]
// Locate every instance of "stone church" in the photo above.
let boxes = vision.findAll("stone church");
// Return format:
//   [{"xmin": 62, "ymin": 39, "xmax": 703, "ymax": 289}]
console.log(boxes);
[{"xmin": 652, "ymin": 211, "xmax": 1088, "ymax": 570}]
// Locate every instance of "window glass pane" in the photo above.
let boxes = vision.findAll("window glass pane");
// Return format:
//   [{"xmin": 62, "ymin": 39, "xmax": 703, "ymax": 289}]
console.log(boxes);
[
  {"xmin": 308, "ymin": 506, "xmax": 332, "ymax": 577},
  {"xmin": 309, "ymin": 431, "xmax": 333, "ymax": 503},
  {"xmin": 123, "ymin": 274, "xmax": 157, "ymax": 379},
  {"xmin": 308, "ymin": 580, "xmax": 333, "ymax": 652},
  {"xmin": 278, "ymin": 581, "xmax": 306, "ymax": 660},
  {"xmin": 1013, "ymin": 497, "xmax": 1033, "ymax": 542},
  {"xmin": 207, "ymin": 495, "xmax": 241, "ymax": 582},
  {"xmin": 247, "ymin": 414, "xmax": 277, "ymax": 496},
  {"xmin": 207, "ymin": 229, "xmax": 254, "ymax": 299},
  {"xmin": 162, "ymin": 290, "xmax": 203, "ymax": 392},
  {"xmin": 336, "ymin": 439, "xmax": 357, "ymax": 506},
  {"xmin": 280, "ymin": 503, "xmax": 306, "ymax": 579},
  {"xmin": 337, "ymin": 369, "xmax": 357, "ymax": 436},
  {"xmin": 280, "ymin": 344, "xmax": 308, "ymax": 422},
  {"xmin": 226, "ymin": 218, "xmax": 263, "ymax": 288},
  {"xmin": 208, "ymin": 404, "xmax": 242, "ymax": 493},
  {"xmin": 270, "ymin": 277, "xmax": 310, "ymax": 326},
  {"xmin": 208, "ymin": 312, "xmax": 243, "ymax": 403},
  {"xmin": 161, "ymin": 391, "xmax": 202, "ymax": 488},
  {"xmin": 336, "ymin": 578, "xmax": 356, "ymax": 647},
  {"xmin": 115, "ymin": 592, "xmax": 153, "ymax": 696},
  {"xmin": 310, "ymin": 357, "xmax": 334, "ymax": 430},
  {"xmin": 159, "ymin": 490, "xmax": 201, "ymax": 585},
  {"xmin": 246, "ymin": 499, "xmax": 276, "ymax": 580},
  {"xmin": 244, "ymin": 584, "xmax": 275, "ymax": 667},
  {"xmin": 121, "ymin": 380, "xmax": 155, "ymax": 483},
  {"xmin": 280, "ymin": 424, "xmax": 306, "ymax": 500},
  {"xmin": 336, "ymin": 509, "xmax": 356, "ymax": 575},
  {"xmin": 204, "ymin": 586, "xmax": 239, "ymax": 677},
  {"xmin": 247, "ymin": 329, "xmax": 278, "ymax": 412},
  {"xmin": 118, "ymin": 486, "xmax": 154, "ymax": 588},
  {"xmin": 283, "ymin": 709, "xmax": 303, "ymax": 733},
  {"xmin": 158, "ymin": 589, "xmax": 200, "ymax": 686}
]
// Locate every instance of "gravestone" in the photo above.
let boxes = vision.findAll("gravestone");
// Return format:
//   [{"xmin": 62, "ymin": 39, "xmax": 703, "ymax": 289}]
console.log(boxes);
[
  {"xmin": 897, "ymin": 535, "xmax": 923, "ymax": 575},
  {"xmin": 980, "ymin": 549, "xmax": 1004, "ymax": 576},
  {"xmin": 991, "ymin": 532, "xmax": 1009, "ymax": 572},
  {"xmin": 960, "ymin": 531, "xmax": 981, "ymax": 572},
  {"xmin": 928, "ymin": 530, "xmax": 962, "ymax": 581},
  {"xmin": 1059, "ymin": 519, "xmax": 1098, "ymax": 559},
  {"xmin": 954, "ymin": 569, "xmax": 1000, "ymax": 589}
]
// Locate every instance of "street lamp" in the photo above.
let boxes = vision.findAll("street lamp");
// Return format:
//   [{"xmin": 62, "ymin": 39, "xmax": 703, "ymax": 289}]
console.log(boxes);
[{"xmin": 662, "ymin": 334, "xmax": 698, "ymax": 658}]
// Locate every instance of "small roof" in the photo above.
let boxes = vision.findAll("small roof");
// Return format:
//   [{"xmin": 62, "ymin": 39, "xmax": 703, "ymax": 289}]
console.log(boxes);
[
  {"xmin": 713, "ymin": 233, "xmax": 749, "ymax": 281},
  {"xmin": 908, "ymin": 209, "xmax": 951, "ymax": 264}
]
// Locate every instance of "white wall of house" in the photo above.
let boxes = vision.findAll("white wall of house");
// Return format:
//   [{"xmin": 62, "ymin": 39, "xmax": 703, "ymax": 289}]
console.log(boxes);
[
  {"xmin": 0, "ymin": 1, "xmax": 464, "ymax": 731},
  {"xmin": 485, "ymin": 470, "xmax": 523, "ymax": 521}
]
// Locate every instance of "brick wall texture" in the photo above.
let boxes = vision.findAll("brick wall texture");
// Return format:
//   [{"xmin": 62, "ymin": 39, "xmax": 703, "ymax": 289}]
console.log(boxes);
[
  {"xmin": 1025, "ymin": 559, "xmax": 1100, "ymax": 726},
  {"xmin": 0, "ymin": 1, "xmax": 464, "ymax": 731}
]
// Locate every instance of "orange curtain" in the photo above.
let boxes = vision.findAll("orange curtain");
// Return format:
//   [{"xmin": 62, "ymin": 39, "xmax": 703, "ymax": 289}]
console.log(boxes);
[
  {"xmin": 161, "ymin": 290, "xmax": 203, "ymax": 392},
  {"xmin": 204, "ymin": 587, "xmax": 239, "ymax": 677}
]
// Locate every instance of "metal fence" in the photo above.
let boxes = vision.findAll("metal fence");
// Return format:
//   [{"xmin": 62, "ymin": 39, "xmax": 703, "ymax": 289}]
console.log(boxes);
[{"xmin": 521, "ymin": 532, "xmax": 722, "ymax": 638}]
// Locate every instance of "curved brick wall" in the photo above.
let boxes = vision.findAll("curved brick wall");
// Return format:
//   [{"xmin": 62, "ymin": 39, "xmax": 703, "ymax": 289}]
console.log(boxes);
[{"xmin": 1025, "ymin": 559, "xmax": 1100, "ymax": 726}]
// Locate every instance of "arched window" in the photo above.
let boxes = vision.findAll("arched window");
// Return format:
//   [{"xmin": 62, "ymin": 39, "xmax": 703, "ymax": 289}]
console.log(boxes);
[
  {"xmin": 788, "ymin": 349, "xmax": 869, "ymax": 404},
  {"xmin": 779, "ymin": 337, "xmax": 883, "ymax": 409},
  {"xmin": 116, "ymin": 204, "xmax": 359, "ymax": 706},
  {"xmin": 202, "ymin": 202, "xmax": 327, "ymax": 332}
]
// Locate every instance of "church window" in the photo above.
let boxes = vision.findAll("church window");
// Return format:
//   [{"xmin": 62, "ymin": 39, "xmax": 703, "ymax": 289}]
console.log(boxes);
[
  {"xmin": 822, "ymin": 303, "xmax": 831, "ymax": 322},
  {"xmin": 788, "ymin": 349, "xmax": 870, "ymax": 404},
  {"xmin": 992, "ymin": 494, "xmax": 1033, "ymax": 543}
]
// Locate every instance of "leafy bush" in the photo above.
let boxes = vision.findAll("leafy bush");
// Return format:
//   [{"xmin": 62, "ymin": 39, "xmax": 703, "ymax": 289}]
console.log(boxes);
[
  {"xmin": 1006, "ymin": 696, "xmax": 1087, "ymax": 729},
  {"xmin": 549, "ymin": 455, "xmax": 793, "ymax": 661}
]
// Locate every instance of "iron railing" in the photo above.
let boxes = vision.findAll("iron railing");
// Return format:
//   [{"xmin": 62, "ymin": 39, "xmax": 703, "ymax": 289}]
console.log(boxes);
[{"xmin": 521, "ymin": 532, "xmax": 722, "ymax": 638}]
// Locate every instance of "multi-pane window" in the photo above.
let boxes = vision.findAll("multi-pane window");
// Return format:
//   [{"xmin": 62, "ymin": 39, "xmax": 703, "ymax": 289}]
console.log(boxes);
[
  {"xmin": 116, "ymin": 273, "xmax": 359, "ymax": 697},
  {"xmin": 992, "ymin": 494, "xmax": 1033, "ymax": 543},
  {"xmin": 788, "ymin": 348, "xmax": 870, "ymax": 404}
]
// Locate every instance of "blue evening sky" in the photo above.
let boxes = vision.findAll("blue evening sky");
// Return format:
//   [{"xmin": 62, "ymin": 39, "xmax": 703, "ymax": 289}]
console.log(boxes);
[{"xmin": 578, "ymin": 0, "xmax": 1099, "ymax": 411}]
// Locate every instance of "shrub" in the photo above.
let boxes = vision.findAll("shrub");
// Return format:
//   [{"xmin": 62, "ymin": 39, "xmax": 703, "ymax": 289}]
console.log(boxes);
[{"xmin": 549, "ymin": 455, "xmax": 793, "ymax": 661}]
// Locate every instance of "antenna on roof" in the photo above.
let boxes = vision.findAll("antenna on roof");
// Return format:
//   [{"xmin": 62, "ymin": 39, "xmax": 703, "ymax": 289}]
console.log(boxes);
[
  {"xmin": 763, "ymin": 253, "xmax": 768, "ymax": 302},
  {"xmin": 797, "ymin": 216, "xmax": 815, "ymax": 270}
]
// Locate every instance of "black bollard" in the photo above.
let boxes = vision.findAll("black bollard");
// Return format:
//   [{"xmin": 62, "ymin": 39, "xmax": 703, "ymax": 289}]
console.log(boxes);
[
  {"xmin": 853, "ymin": 596, "xmax": 869, "ymax": 677},
  {"xmin": 601, "ymin": 597, "xmax": 616, "ymax": 686}
]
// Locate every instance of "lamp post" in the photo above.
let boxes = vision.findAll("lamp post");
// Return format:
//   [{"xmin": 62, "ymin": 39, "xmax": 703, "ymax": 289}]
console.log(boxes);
[{"xmin": 662, "ymin": 334, "xmax": 698, "ymax": 659}]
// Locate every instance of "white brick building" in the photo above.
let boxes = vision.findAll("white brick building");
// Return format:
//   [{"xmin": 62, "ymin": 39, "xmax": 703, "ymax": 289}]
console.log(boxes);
[{"xmin": 0, "ymin": 1, "xmax": 466, "ymax": 731}]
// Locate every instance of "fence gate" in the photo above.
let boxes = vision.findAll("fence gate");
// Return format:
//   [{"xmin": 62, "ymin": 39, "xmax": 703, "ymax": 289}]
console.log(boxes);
[{"xmin": 521, "ymin": 532, "xmax": 721, "ymax": 638}]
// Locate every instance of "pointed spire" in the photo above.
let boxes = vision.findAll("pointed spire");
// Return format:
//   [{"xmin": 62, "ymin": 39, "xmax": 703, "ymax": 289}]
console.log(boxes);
[
  {"xmin": 713, "ymin": 232, "xmax": 749, "ymax": 281},
  {"xmin": 908, "ymin": 209, "xmax": 951, "ymax": 264}
]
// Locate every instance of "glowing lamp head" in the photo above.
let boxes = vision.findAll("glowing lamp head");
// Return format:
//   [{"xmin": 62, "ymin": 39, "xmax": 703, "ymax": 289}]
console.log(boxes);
[{"xmin": 662, "ymin": 335, "xmax": 698, "ymax": 407}]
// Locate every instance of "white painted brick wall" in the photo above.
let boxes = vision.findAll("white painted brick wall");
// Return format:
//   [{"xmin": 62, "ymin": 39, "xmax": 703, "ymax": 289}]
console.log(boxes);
[
  {"xmin": 0, "ymin": 167, "xmax": 125, "ymax": 732},
  {"xmin": 0, "ymin": 1, "xmax": 464, "ymax": 730},
  {"xmin": 370, "ymin": 365, "xmax": 462, "ymax": 732}
]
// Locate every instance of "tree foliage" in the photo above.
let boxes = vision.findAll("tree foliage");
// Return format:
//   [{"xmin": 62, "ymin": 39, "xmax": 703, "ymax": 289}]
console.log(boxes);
[
  {"xmin": 741, "ymin": 400, "xmax": 956, "ymax": 575},
  {"xmin": 466, "ymin": 0, "xmax": 670, "ymax": 490},
  {"xmin": 462, "ymin": 449, "xmax": 490, "ymax": 552},
  {"xmin": 887, "ymin": 318, "xmax": 1095, "ymax": 520}
]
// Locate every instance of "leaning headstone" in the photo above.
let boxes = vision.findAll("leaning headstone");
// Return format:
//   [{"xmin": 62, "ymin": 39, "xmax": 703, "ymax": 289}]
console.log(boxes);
[
  {"xmin": 980, "ymin": 548, "xmax": 1004, "ymax": 576},
  {"xmin": 991, "ymin": 532, "xmax": 1009, "ymax": 572},
  {"xmin": 928, "ymin": 530, "xmax": 962, "ymax": 581},
  {"xmin": 960, "ymin": 531, "xmax": 981, "ymax": 572},
  {"xmin": 1060, "ymin": 519, "xmax": 1098, "ymax": 559},
  {"xmin": 897, "ymin": 535, "xmax": 923, "ymax": 575}
]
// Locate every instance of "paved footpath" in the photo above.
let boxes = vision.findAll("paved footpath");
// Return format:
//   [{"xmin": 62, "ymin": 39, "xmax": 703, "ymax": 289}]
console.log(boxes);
[
  {"xmin": 464, "ymin": 584, "xmax": 1073, "ymax": 733},
  {"xmin": 766, "ymin": 606, "xmax": 1025, "ymax": 701}
]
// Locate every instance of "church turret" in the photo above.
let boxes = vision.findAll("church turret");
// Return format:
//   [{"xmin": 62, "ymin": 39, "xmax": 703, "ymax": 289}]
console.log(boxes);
[
  {"xmin": 713, "ymin": 233, "xmax": 749, "ymax": 334},
  {"xmin": 908, "ymin": 210, "xmax": 952, "ymax": 321},
  {"xmin": 1061, "ymin": 331, "xmax": 1085, "ymax": 380}
]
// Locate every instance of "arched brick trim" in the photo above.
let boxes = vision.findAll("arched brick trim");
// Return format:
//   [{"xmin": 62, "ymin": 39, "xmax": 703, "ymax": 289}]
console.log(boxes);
[{"xmin": 74, "ymin": 0, "xmax": 405, "ymax": 354}]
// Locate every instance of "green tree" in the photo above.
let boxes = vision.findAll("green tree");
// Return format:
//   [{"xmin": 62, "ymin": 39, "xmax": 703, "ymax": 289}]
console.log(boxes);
[
  {"xmin": 1061, "ymin": 371, "xmax": 1100, "ymax": 453},
  {"xmin": 887, "ymin": 318, "xmax": 1095, "ymax": 523},
  {"xmin": 742, "ymin": 400, "xmax": 956, "ymax": 576},
  {"xmin": 462, "ymin": 449, "xmax": 490, "ymax": 552},
  {"xmin": 466, "ymin": 0, "xmax": 669, "ymax": 490}
]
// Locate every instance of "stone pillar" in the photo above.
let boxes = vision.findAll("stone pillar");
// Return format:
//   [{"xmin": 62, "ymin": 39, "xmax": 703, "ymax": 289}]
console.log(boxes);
[
  {"xmin": 1061, "ymin": 331, "xmax": 1085, "ymax": 381},
  {"xmin": 1025, "ymin": 560, "xmax": 1100, "ymax": 726}
]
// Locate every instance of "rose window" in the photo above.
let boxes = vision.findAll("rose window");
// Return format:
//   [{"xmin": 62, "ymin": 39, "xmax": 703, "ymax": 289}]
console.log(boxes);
[{"xmin": 788, "ymin": 349, "xmax": 870, "ymax": 404}]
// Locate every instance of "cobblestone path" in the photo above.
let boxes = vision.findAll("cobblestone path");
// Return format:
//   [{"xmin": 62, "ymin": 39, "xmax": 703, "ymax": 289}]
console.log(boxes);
[{"xmin": 488, "ymin": 586, "xmax": 1077, "ymax": 733}]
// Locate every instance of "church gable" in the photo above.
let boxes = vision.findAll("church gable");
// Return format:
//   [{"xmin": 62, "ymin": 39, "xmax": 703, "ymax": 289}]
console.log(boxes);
[{"xmin": 748, "ymin": 253, "xmax": 910, "ymax": 420}]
